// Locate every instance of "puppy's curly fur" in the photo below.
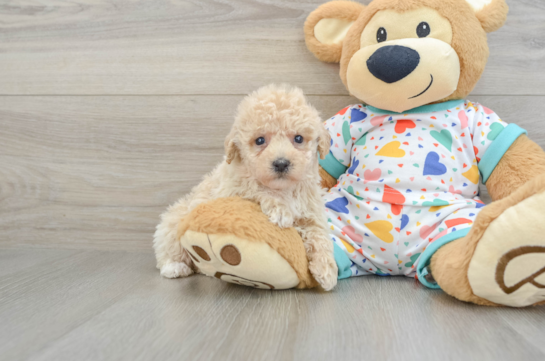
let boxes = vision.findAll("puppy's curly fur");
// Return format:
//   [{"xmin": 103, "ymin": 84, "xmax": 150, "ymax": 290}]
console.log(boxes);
[{"xmin": 153, "ymin": 84, "xmax": 338, "ymax": 290}]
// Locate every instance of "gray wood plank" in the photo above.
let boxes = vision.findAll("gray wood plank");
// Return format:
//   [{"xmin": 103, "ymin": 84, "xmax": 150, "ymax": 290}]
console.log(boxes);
[
  {"xmin": 0, "ymin": 249, "xmax": 543, "ymax": 361},
  {"xmin": 0, "ymin": 0, "xmax": 543, "ymax": 95},
  {"xmin": 1, "ymin": 95, "xmax": 543, "ymax": 250},
  {"xmin": 0, "ymin": 248, "xmax": 80, "ymax": 277},
  {"xmin": 0, "ymin": 249, "xmax": 155, "ymax": 361}
]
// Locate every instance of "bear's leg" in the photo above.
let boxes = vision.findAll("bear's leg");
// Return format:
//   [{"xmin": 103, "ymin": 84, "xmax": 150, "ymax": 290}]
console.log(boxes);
[
  {"xmin": 426, "ymin": 175, "xmax": 545, "ymax": 307},
  {"xmin": 179, "ymin": 197, "xmax": 319, "ymax": 290}
]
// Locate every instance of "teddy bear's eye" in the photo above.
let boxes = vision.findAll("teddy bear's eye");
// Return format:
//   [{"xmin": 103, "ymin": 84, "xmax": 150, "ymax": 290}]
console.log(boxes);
[
  {"xmin": 417, "ymin": 22, "xmax": 431, "ymax": 38},
  {"xmin": 376, "ymin": 27, "xmax": 387, "ymax": 43}
]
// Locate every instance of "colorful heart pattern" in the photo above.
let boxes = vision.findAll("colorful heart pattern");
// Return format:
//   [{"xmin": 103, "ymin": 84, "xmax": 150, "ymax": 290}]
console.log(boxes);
[
  {"xmin": 350, "ymin": 108, "xmax": 368, "ymax": 124},
  {"xmin": 342, "ymin": 225, "xmax": 364, "ymax": 244},
  {"xmin": 382, "ymin": 185, "xmax": 406, "ymax": 215},
  {"xmin": 423, "ymin": 152, "xmax": 447, "ymax": 176},
  {"xmin": 366, "ymin": 220, "xmax": 394, "ymax": 243},
  {"xmin": 326, "ymin": 196, "xmax": 349, "ymax": 214},
  {"xmin": 321, "ymin": 101, "xmax": 513, "ymax": 279},
  {"xmin": 419, "ymin": 223, "xmax": 437, "ymax": 240},
  {"xmin": 487, "ymin": 123, "xmax": 505, "ymax": 141},
  {"xmin": 342, "ymin": 121, "xmax": 351, "ymax": 145},
  {"xmin": 347, "ymin": 157, "xmax": 360, "ymax": 175},
  {"xmin": 430, "ymin": 129, "xmax": 452, "ymax": 151},
  {"xmin": 395, "ymin": 119, "xmax": 416, "ymax": 134},
  {"xmin": 355, "ymin": 133, "xmax": 367, "ymax": 146},
  {"xmin": 376, "ymin": 141, "xmax": 406, "ymax": 158},
  {"xmin": 462, "ymin": 165, "xmax": 479, "ymax": 184},
  {"xmin": 364, "ymin": 168, "xmax": 382, "ymax": 183}
]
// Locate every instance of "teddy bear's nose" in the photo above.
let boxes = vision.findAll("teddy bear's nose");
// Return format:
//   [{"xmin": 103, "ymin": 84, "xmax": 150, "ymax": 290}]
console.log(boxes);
[{"xmin": 367, "ymin": 45, "xmax": 421, "ymax": 84}]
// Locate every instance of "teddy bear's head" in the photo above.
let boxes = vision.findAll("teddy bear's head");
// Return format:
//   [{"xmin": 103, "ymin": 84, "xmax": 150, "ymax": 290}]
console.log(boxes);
[{"xmin": 305, "ymin": 0, "xmax": 508, "ymax": 113}]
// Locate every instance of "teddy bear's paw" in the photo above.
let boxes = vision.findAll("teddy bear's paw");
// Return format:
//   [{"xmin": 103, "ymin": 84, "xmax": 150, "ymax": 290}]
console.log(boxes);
[
  {"xmin": 160, "ymin": 262, "xmax": 194, "ymax": 279},
  {"xmin": 180, "ymin": 230, "xmax": 301, "ymax": 290},
  {"xmin": 467, "ymin": 190, "xmax": 545, "ymax": 307},
  {"xmin": 309, "ymin": 255, "xmax": 338, "ymax": 291}
]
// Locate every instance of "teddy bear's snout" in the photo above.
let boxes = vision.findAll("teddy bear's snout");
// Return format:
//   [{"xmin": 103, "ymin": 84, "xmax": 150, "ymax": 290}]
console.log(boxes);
[{"xmin": 366, "ymin": 45, "xmax": 421, "ymax": 84}]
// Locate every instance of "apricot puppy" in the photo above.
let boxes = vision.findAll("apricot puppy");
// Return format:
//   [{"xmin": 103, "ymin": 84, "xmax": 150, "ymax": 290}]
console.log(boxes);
[{"xmin": 153, "ymin": 84, "xmax": 338, "ymax": 290}]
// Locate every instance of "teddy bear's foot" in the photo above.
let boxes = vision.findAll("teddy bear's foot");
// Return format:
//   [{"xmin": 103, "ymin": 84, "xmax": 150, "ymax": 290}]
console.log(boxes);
[
  {"xmin": 181, "ymin": 230, "xmax": 301, "ymax": 289},
  {"xmin": 467, "ymin": 191, "xmax": 545, "ymax": 307},
  {"xmin": 178, "ymin": 197, "xmax": 319, "ymax": 290},
  {"xmin": 431, "ymin": 175, "xmax": 545, "ymax": 307}
]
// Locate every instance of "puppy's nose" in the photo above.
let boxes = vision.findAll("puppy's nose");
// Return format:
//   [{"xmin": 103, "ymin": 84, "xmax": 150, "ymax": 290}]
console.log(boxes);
[
  {"xmin": 367, "ymin": 45, "xmax": 420, "ymax": 83},
  {"xmin": 272, "ymin": 158, "xmax": 291, "ymax": 173}
]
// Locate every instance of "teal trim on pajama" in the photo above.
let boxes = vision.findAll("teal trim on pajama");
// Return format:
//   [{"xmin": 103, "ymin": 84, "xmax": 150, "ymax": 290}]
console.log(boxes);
[
  {"xmin": 334, "ymin": 242, "xmax": 353, "ymax": 280},
  {"xmin": 416, "ymin": 228, "xmax": 471, "ymax": 289},
  {"xmin": 319, "ymin": 151, "xmax": 348, "ymax": 180},
  {"xmin": 479, "ymin": 124, "xmax": 527, "ymax": 184},
  {"xmin": 366, "ymin": 99, "xmax": 465, "ymax": 115}
]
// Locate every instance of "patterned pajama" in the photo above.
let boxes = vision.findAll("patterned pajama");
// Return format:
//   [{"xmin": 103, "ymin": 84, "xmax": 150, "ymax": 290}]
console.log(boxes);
[{"xmin": 320, "ymin": 100, "xmax": 527, "ymax": 282}]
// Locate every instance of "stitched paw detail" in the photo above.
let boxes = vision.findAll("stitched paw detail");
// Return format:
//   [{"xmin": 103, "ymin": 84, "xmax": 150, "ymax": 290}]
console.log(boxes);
[{"xmin": 181, "ymin": 230, "xmax": 301, "ymax": 289}]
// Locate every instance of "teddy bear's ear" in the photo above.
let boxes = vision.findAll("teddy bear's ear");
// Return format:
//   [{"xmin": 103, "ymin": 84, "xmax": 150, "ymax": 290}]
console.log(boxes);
[
  {"xmin": 304, "ymin": 1, "xmax": 365, "ymax": 63},
  {"xmin": 465, "ymin": 0, "xmax": 509, "ymax": 33}
]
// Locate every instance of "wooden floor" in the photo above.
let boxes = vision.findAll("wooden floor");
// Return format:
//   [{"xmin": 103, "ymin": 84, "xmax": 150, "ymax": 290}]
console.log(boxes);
[
  {"xmin": 1, "ymin": 1, "xmax": 544, "ymax": 360},
  {"xmin": 1, "ymin": 248, "xmax": 544, "ymax": 361}
]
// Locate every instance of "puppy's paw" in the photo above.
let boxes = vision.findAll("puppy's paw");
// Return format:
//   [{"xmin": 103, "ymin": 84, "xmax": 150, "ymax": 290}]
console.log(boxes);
[
  {"xmin": 266, "ymin": 207, "xmax": 294, "ymax": 228},
  {"xmin": 309, "ymin": 254, "xmax": 338, "ymax": 291},
  {"xmin": 160, "ymin": 262, "xmax": 193, "ymax": 279}
]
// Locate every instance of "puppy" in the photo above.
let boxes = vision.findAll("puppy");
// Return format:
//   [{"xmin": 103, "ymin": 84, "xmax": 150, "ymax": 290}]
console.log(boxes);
[{"xmin": 153, "ymin": 84, "xmax": 338, "ymax": 290}]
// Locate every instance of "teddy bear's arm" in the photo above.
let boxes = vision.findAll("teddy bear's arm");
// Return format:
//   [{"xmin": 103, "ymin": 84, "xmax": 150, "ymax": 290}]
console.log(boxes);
[
  {"xmin": 319, "ymin": 165, "xmax": 338, "ymax": 189},
  {"xmin": 486, "ymin": 135, "xmax": 545, "ymax": 201}
]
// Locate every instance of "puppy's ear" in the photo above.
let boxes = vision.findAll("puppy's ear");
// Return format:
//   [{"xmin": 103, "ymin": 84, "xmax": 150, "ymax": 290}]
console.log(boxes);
[
  {"xmin": 318, "ymin": 125, "xmax": 331, "ymax": 160},
  {"xmin": 465, "ymin": 0, "xmax": 509, "ymax": 33},
  {"xmin": 224, "ymin": 129, "xmax": 240, "ymax": 164},
  {"xmin": 304, "ymin": 1, "xmax": 365, "ymax": 63}
]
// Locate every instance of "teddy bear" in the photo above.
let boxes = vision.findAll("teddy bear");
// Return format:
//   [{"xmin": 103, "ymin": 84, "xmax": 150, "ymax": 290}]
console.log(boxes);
[{"xmin": 177, "ymin": 0, "xmax": 545, "ymax": 307}]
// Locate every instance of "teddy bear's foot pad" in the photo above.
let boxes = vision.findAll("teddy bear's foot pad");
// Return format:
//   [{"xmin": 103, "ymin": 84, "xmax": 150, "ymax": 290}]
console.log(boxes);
[
  {"xmin": 468, "ymin": 191, "xmax": 545, "ymax": 307},
  {"xmin": 181, "ymin": 230, "xmax": 300, "ymax": 289}
]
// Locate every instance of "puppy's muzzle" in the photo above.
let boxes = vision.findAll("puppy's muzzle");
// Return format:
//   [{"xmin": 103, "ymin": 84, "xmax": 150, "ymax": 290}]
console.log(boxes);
[{"xmin": 272, "ymin": 158, "xmax": 291, "ymax": 174}]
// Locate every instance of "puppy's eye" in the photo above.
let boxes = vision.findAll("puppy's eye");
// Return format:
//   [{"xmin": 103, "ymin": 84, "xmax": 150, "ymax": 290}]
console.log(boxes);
[
  {"xmin": 255, "ymin": 137, "xmax": 265, "ymax": 145},
  {"xmin": 294, "ymin": 135, "xmax": 304, "ymax": 144},
  {"xmin": 417, "ymin": 22, "xmax": 430, "ymax": 38},
  {"xmin": 377, "ymin": 27, "xmax": 387, "ymax": 43}
]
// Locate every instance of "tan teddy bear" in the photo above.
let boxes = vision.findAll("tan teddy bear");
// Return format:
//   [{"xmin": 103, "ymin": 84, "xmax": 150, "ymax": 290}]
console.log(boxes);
[{"xmin": 177, "ymin": 0, "xmax": 545, "ymax": 307}]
